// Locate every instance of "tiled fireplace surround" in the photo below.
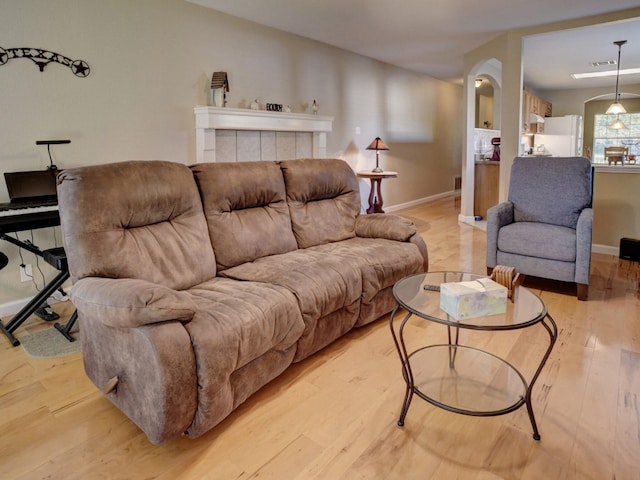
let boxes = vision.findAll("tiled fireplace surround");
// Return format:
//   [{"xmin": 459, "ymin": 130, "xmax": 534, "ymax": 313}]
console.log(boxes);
[{"xmin": 194, "ymin": 106, "xmax": 334, "ymax": 163}]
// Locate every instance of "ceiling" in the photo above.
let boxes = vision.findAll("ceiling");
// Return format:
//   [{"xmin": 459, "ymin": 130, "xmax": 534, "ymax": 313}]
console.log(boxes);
[{"xmin": 189, "ymin": 0, "xmax": 640, "ymax": 91}]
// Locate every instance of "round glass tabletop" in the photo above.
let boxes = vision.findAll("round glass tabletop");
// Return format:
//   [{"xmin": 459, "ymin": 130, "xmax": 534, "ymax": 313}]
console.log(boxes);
[{"xmin": 393, "ymin": 271, "xmax": 547, "ymax": 330}]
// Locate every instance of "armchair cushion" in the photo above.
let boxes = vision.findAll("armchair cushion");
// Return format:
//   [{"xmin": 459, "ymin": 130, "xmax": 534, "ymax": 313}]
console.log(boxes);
[
  {"xmin": 498, "ymin": 222, "xmax": 576, "ymax": 262},
  {"xmin": 509, "ymin": 156, "xmax": 593, "ymax": 228}
]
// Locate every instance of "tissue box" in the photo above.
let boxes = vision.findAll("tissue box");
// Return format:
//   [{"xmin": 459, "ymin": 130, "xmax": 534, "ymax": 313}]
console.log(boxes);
[{"xmin": 440, "ymin": 278, "xmax": 507, "ymax": 320}]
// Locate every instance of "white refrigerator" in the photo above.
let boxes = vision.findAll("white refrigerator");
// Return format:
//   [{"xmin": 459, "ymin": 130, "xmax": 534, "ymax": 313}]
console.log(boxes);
[{"xmin": 534, "ymin": 115, "xmax": 583, "ymax": 157}]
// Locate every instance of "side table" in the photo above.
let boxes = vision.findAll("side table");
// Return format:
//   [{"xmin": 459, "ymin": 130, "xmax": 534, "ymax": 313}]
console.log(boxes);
[
  {"xmin": 356, "ymin": 171, "xmax": 398, "ymax": 214},
  {"xmin": 389, "ymin": 271, "xmax": 557, "ymax": 440}
]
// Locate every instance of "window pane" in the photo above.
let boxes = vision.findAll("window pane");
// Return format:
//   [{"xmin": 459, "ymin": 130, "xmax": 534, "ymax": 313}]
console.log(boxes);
[{"xmin": 593, "ymin": 113, "xmax": 640, "ymax": 164}]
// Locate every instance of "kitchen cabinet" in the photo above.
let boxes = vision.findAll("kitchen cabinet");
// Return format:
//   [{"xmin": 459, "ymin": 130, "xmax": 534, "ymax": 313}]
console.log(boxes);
[
  {"xmin": 522, "ymin": 89, "xmax": 552, "ymax": 133},
  {"xmin": 474, "ymin": 161, "xmax": 500, "ymax": 219}
]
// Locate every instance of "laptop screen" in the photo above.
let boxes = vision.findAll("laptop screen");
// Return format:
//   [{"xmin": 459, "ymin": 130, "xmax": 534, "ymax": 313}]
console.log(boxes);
[{"xmin": 4, "ymin": 169, "xmax": 58, "ymax": 203}]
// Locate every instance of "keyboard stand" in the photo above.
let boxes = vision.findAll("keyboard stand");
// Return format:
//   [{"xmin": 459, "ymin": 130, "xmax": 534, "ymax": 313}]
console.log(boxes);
[
  {"xmin": 54, "ymin": 310, "xmax": 78, "ymax": 342},
  {"xmin": 0, "ymin": 269, "xmax": 70, "ymax": 346},
  {"xmin": 0, "ymin": 235, "xmax": 77, "ymax": 346}
]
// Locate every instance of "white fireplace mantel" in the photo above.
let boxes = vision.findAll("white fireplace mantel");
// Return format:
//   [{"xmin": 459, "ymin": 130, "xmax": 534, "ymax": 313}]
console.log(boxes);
[{"xmin": 194, "ymin": 106, "xmax": 334, "ymax": 163}]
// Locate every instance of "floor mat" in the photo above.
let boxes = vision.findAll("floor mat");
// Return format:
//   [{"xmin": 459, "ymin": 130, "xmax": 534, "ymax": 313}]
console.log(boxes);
[{"xmin": 20, "ymin": 327, "xmax": 81, "ymax": 358}]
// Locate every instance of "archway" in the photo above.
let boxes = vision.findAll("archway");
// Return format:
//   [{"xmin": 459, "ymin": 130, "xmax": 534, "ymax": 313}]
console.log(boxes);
[{"xmin": 459, "ymin": 58, "xmax": 502, "ymax": 224}]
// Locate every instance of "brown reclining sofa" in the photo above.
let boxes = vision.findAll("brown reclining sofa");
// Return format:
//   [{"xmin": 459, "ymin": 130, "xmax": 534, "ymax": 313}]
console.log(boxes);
[{"xmin": 57, "ymin": 158, "xmax": 428, "ymax": 444}]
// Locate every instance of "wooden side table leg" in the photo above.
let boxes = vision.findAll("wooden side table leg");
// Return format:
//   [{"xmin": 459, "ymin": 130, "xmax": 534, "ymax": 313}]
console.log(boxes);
[
  {"xmin": 373, "ymin": 177, "xmax": 384, "ymax": 213},
  {"xmin": 366, "ymin": 179, "xmax": 376, "ymax": 214}
]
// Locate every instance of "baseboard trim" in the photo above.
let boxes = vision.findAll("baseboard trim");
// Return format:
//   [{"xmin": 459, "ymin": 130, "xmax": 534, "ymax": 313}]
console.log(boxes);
[
  {"xmin": 592, "ymin": 243, "xmax": 619, "ymax": 257},
  {"xmin": 458, "ymin": 214, "xmax": 477, "ymax": 225},
  {"xmin": 0, "ymin": 297, "xmax": 35, "ymax": 319},
  {"xmin": 0, "ymin": 296, "xmax": 66, "ymax": 318},
  {"xmin": 385, "ymin": 190, "xmax": 457, "ymax": 213}
]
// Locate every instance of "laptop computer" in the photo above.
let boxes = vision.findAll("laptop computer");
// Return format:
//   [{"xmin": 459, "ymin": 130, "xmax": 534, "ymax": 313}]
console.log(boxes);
[{"xmin": 1, "ymin": 169, "xmax": 58, "ymax": 210}]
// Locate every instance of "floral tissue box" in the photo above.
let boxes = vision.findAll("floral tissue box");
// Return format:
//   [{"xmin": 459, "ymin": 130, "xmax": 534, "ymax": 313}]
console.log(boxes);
[{"xmin": 440, "ymin": 278, "xmax": 507, "ymax": 320}]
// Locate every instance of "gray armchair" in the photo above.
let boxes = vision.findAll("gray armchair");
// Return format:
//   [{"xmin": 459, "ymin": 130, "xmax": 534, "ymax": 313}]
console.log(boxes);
[{"xmin": 486, "ymin": 156, "xmax": 593, "ymax": 300}]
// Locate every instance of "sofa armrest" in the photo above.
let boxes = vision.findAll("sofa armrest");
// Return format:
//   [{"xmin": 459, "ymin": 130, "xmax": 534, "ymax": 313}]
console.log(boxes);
[
  {"xmin": 575, "ymin": 207, "xmax": 593, "ymax": 285},
  {"xmin": 356, "ymin": 214, "xmax": 428, "ymax": 271},
  {"xmin": 355, "ymin": 214, "xmax": 416, "ymax": 241},
  {"xmin": 71, "ymin": 277, "xmax": 198, "ymax": 329},
  {"xmin": 486, "ymin": 201, "xmax": 514, "ymax": 268}
]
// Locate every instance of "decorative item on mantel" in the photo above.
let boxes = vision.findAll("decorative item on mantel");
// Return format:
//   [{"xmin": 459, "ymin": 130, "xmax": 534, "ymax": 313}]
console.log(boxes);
[
  {"xmin": 312, "ymin": 99, "xmax": 319, "ymax": 114},
  {"xmin": 284, "ymin": 105, "xmax": 291, "ymax": 113},
  {"xmin": 366, "ymin": 136, "xmax": 389, "ymax": 173},
  {"xmin": 266, "ymin": 103, "xmax": 283, "ymax": 112},
  {"xmin": 250, "ymin": 98, "xmax": 260, "ymax": 110},
  {"xmin": 210, "ymin": 71, "xmax": 229, "ymax": 107}
]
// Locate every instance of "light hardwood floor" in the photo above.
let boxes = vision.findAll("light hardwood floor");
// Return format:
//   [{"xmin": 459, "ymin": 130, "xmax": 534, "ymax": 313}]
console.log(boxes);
[{"xmin": 1, "ymin": 196, "xmax": 639, "ymax": 480}]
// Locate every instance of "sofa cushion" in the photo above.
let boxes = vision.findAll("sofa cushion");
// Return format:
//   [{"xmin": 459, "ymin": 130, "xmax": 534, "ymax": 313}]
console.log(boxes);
[
  {"xmin": 308, "ymin": 237, "xmax": 424, "ymax": 302},
  {"xmin": 307, "ymin": 237, "xmax": 425, "ymax": 325},
  {"xmin": 191, "ymin": 161, "xmax": 298, "ymax": 271},
  {"xmin": 57, "ymin": 161, "xmax": 217, "ymax": 291},
  {"xmin": 498, "ymin": 222, "xmax": 576, "ymax": 262},
  {"xmin": 221, "ymin": 249, "xmax": 362, "ymax": 321},
  {"xmin": 220, "ymin": 249, "xmax": 362, "ymax": 358},
  {"xmin": 184, "ymin": 277, "xmax": 304, "ymax": 437},
  {"xmin": 280, "ymin": 158, "xmax": 360, "ymax": 248}
]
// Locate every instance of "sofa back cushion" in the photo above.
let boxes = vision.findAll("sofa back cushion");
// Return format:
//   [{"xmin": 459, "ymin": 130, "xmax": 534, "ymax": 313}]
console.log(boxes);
[
  {"xmin": 280, "ymin": 158, "xmax": 360, "ymax": 249},
  {"xmin": 508, "ymin": 156, "xmax": 593, "ymax": 229},
  {"xmin": 191, "ymin": 161, "xmax": 298, "ymax": 271},
  {"xmin": 57, "ymin": 160, "xmax": 217, "ymax": 291}
]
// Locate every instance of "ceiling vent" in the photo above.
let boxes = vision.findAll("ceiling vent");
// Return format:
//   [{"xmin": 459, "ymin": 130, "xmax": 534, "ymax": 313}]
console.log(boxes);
[{"xmin": 590, "ymin": 60, "xmax": 616, "ymax": 67}]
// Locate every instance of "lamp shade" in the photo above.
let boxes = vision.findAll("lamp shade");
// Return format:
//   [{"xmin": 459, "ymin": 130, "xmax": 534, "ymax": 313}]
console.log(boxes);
[
  {"xmin": 609, "ymin": 118, "xmax": 627, "ymax": 129},
  {"xmin": 606, "ymin": 101, "xmax": 626, "ymax": 114},
  {"xmin": 366, "ymin": 137, "xmax": 389, "ymax": 151}
]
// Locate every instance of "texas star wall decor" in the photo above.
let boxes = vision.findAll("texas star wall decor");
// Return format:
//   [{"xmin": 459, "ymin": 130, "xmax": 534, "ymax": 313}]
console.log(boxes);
[{"xmin": 0, "ymin": 46, "xmax": 90, "ymax": 77}]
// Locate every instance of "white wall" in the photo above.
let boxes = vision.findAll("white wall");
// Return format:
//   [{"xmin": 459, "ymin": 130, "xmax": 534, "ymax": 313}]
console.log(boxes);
[{"xmin": 0, "ymin": 0, "xmax": 461, "ymax": 308}]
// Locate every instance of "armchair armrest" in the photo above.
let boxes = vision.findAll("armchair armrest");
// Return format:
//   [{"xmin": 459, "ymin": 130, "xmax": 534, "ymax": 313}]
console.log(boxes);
[
  {"xmin": 575, "ymin": 207, "xmax": 593, "ymax": 285},
  {"xmin": 486, "ymin": 201, "xmax": 514, "ymax": 268},
  {"xmin": 356, "ymin": 214, "xmax": 428, "ymax": 271},
  {"xmin": 71, "ymin": 277, "xmax": 198, "ymax": 329}
]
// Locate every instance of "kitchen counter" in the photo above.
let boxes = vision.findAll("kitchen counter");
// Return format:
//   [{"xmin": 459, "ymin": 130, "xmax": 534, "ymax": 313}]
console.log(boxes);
[{"xmin": 474, "ymin": 162, "xmax": 500, "ymax": 219}]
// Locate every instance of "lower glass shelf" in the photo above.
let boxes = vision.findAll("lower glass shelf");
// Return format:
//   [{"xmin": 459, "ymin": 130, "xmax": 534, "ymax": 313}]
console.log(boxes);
[{"xmin": 407, "ymin": 344, "xmax": 528, "ymax": 415}]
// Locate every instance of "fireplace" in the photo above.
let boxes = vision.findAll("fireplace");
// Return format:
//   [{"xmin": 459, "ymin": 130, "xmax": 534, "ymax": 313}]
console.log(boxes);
[{"xmin": 194, "ymin": 106, "xmax": 334, "ymax": 163}]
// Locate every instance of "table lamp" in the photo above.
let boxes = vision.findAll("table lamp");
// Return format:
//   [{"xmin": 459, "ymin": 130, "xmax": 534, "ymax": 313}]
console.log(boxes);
[{"xmin": 366, "ymin": 137, "xmax": 389, "ymax": 173}]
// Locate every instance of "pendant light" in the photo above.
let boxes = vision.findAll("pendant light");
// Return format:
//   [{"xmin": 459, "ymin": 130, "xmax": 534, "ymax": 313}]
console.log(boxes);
[
  {"xmin": 609, "ymin": 118, "xmax": 627, "ymax": 129},
  {"xmin": 606, "ymin": 40, "xmax": 627, "ymax": 115}
]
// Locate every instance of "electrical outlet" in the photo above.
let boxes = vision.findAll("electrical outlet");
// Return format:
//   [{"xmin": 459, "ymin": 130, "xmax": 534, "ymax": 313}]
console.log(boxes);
[{"xmin": 20, "ymin": 264, "xmax": 32, "ymax": 282}]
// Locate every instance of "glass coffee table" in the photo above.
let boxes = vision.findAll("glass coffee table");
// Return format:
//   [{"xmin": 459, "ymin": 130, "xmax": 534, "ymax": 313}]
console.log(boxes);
[{"xmin": 389, "ymin": 271, "xmax": 557, "ymax": 440}]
